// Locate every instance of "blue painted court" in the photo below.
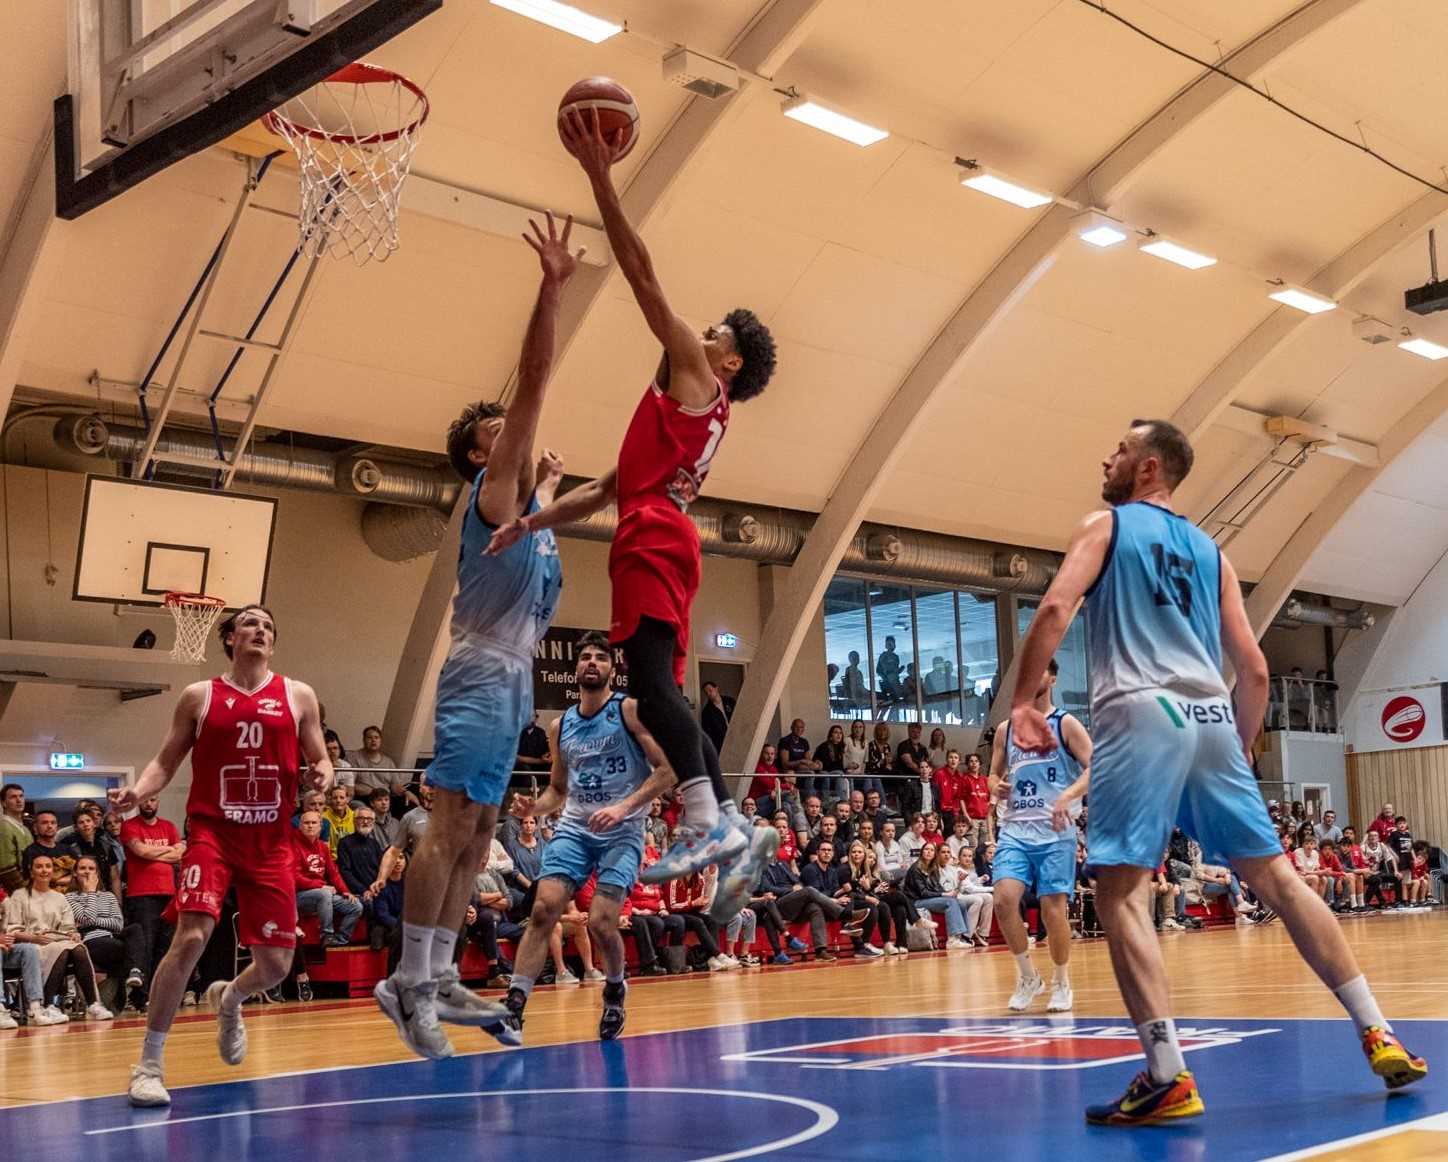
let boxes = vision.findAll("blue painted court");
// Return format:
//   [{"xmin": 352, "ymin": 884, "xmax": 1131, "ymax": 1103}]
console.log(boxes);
[{"xmin": 10, "ymin": 1015, "xmax": 1446, "ymax": 1161}]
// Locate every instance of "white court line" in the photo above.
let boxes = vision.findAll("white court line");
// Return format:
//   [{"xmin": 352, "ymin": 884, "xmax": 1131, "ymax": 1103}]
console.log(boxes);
[
  {"xmin": 1260, "ymin": 1110, "xmax": 1448, "ymax": 1160},
  {"xmin": 85, "ymin": 1086, "xmax": 839, "ymax": 1161}
]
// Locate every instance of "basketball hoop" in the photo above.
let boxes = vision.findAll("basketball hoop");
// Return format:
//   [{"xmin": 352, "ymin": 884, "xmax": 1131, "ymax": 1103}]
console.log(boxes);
[
  {"xmin": 165, "ymin": 592, "xmax": 227, "ymax": 664},
  {"xmin": 262, "ymin": 62, "xmax": 430, "ymax": 264}
]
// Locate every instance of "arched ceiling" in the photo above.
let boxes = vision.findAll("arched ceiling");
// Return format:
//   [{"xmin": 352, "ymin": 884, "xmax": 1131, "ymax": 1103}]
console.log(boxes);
[{"xmin": 3, "ymin": 0, "xmax": 1448, "ymax": 605}]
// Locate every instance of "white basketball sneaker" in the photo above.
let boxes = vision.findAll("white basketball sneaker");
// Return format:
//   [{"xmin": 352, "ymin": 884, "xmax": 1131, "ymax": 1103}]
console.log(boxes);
[
  {"xmin": 1008, "ymin": 973, "xmax": 1045, "ymax": 1012},
  {"xmin": 128, "ymin": 1063, "xmax": 170, "ymax": 1107},
  {"xmin": 374, "ymin": 975, "xmax": 454, "ymax": 1060},
  {"xmin": 204, "ymin": 981, "xmax": 247, "ymax": 1066},
  {"xmin": 1046, "ymin": 980, "xmax": 1074, "ymax": 1013}
]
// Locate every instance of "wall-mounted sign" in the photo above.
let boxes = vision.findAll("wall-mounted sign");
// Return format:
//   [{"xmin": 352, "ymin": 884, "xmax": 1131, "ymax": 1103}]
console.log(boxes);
[
  {"xmin": 714, "ymin": 632, "xmax": 739, "ymax": 649},
  {"xmin": 533, "ymin": 627, "xmax": 628, "ymax": 711},
  {"xmin": 49, "ymin": 753, "xmax": 85, "ymax": 770},
  {"xmin": 1352, "ymin": 684, "xmax": 1447, "ymax": 753}
]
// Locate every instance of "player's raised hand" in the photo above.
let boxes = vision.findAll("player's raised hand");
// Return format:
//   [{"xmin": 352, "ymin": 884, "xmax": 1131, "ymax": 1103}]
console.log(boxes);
[
  {"xmin": 508, "ymin": 793, "xmax": 536, "ymax": 818},
  {"xmin": 108, "ymin": 785, "xmax": 138, "ymax": 814},
  {"xmin": 1010, "ymin": 703, "xmax": 1054, "ymax": 753},
  {"xmin": 486, "ymin": 515, "xmax": 531, "ymax": 555},
  {"xmin": 559, "ymin": 107, "xmax": 626, "ymax": 178},
  {"xmin": 536, "ymin": 446, "xmax": 564, "ymax": 487},
  {"xmin": 523, "ymin": 210, "xmax": 585, "ymax": 284}
]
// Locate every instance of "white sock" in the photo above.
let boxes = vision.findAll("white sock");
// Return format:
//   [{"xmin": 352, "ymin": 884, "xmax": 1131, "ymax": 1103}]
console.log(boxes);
[
  {"xmin": 678, "ymin": 778, "xmax": 720, "ymax": 831},
  {"xmin": 1137, "ymin": 1017, "xmax": 1186, "ymax": 1084},
  {"xmin": 1013, "ymin": 951, "xmax": 1034, "ymax": 979},
  {"xmin": 398, "ymin": 922, "xmax": 434, "ymax": 984},
  {"xmin": 431, "ymin": 927, "xmax": 458, "ymax": 978},
  {"xmin": 141, "ymin": 1030, "xmax": 168, "ymax": 1068},
  {"xmin": 1052, "ymin": 963, "xmax": 1070, "ymax": 987},
  {"xmin": 1333, "ymin": 974, "xmax": 1389, "ymax": 1033}
]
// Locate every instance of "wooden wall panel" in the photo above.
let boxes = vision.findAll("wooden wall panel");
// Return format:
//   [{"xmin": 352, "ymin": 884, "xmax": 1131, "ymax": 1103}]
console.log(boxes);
[{"xmin": 1347, "ymin": 744, "xmax": 1448, "ymax": 845}]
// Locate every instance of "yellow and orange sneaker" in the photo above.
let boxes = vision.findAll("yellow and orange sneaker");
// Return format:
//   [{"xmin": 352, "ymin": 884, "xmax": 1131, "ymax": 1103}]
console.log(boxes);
[
  {"xmin": 1085, "ymin": 1069, "xmax": 1205, "ymax": 1125},
  {"xmin": 1362, "ymin": 1026, "xmax": 1428, "ymax": 1090}
]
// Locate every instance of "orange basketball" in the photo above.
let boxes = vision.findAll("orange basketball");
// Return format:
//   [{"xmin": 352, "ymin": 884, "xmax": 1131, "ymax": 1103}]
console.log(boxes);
[{"xmin": 558, "ymin": 76, "xmax": 640, "ymax": 161}]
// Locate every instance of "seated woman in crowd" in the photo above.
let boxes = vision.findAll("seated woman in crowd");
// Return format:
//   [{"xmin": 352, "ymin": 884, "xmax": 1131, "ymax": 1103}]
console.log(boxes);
[
  {"xmin": 3, "ymin": 854, "xmax": 111, "ymax": 1020},
  {"xmin": 843, "ymin": 721, "xmax": 869, "ymax": 791},
  {"xmin": 901, "ymin": 842, "xmax": 971, "ymax": 949},
  {"xmin": 855, "ymin": 841, "xmax": 911, "ymax": 956},
  {"xmin": 812, "ymin": 724, "xmax": 849, "ymax": 805},
  {"xmin": 748, "ymin": 745, "xmax": 798, "ymax": 822},
  {"xmin": 1151, "ymin": 860, "xmax": 1183, "ymax": 931},
  {"xmin": 67, "ymin": 854, "xmax": 146, "ymax": 1010},
  {"xmin": 626, "ymin": 833, "xmax": 684, "ymax": 975},
  {"xmin": 932, "ymin": 843, "xmax": 991, "ymax": 947},
  {"xmin": 922, "ymin": 812, "xmax": 945, "ymax": 847},
  {"xmin": 863, "ymin": 722, "xmax": 891, "ymax": 799},
  {"xmin": 666, "ymin": 863, "xmax": 725, "ymax": 971},
  {"xmin": 899, "ymin": 813, "xmax": 928, "ymax": 861}
]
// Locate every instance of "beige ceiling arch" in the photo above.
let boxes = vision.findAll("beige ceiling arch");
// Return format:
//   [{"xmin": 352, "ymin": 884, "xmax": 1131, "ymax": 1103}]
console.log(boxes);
[
  {"xmin": 0, "ymin": 132, "xmax": 58, "ymax": 424},
  {"xmin": 381, "ymin": 0, "xmax": 830, "ymax": 765},
  {"xmin": 720, "ymin": 0, "xmax": 1367, "ymax": 773}
]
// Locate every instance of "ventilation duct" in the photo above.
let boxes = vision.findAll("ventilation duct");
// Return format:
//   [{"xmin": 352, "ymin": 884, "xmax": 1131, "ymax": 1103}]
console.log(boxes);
[{"xmin": 1275, "ymin": 598, "xmax": 1374, "ymax": 630}]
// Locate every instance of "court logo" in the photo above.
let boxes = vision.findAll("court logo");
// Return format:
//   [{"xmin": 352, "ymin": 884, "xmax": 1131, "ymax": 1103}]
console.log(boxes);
[
  {"xmin": 1381, "ymin": 696, "xmax": 1426, "ymax": 743},
  {"xmin": 724, "ymin": 1022, "xmax": 1280, "ymax": 1072}
]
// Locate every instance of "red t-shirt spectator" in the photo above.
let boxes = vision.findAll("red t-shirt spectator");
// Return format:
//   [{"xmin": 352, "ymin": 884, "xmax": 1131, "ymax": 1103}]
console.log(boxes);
[
  {"xmin": 1339, "ymin": 843, "xmax": 1364, "ymax": 869},
  {"xmin": 747, "ymin": 765, "xmax": 796, "ymax": 805},
  {"xmin": 923, "ymin": 829, "xmax": 944, "ymax": 847},
  {"xmin": 932, "ymin": 768, "xmax": 966, "ymax": 815},
  {"xmin": 1371, "ymin": 814, "xmax": 1397, "ymax": 846},
  {"xmin": 292, "ymin": 830, "xmax": 349, "ymax": 894},
  {"xmin": 1318, "ymin": 849, "xmax": 1346, "ymax": 877},
  {"xmin": 119, "ymin": 814, "xmax": 181, "ymax": 897},
  {"xmin": 962, "ymin": 773, "xmax": 991, "ymax": 821},
  {"xmin": 1412, "ymin": 854, "xmax": 1429, "ymax": 879}
]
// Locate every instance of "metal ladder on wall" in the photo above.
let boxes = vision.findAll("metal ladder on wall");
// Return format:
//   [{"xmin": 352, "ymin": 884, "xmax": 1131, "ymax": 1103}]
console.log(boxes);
[
  {"xmin": 129, "ymin": 152, "xmax": 327, "ymax": 487},
  {"xmin": 1198, "ymin": 436, "xmax": 1320, "ymax": 550}
]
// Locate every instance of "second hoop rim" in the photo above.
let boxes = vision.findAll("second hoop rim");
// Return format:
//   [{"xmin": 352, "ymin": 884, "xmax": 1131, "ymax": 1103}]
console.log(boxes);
[{"xmin": 261, "ymin": 61, "xmax": 430, "ymax": 146}]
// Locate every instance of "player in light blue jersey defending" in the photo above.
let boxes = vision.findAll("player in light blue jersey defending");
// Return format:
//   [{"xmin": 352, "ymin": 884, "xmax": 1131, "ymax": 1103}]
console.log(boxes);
[
  {"xmin": 375, "ymin": 213, "xmax": 582, "ymax": 1061},
  {"xmin": 502, "ymin": 632, "xmax": 676, "ymax": 1042},
  {"xmin": 1009, "ymin": 418, "xmax": 1425, "ymax": 1127},
  {"xmin": 988, "ymin": 658, "xmax": 1090, "ymax": 1015}
]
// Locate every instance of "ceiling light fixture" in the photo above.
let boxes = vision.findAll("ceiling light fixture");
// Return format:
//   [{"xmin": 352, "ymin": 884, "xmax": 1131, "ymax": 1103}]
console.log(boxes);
[
  {"xmin": 1352, "ymin": 316, "xmax": 1394, "ymax": 345},
  {"xmin": 489, "ymin": 0, "xmax": 622, "ymax": 43},
  {"xmin": 1398, "ymin": 334, "xmax": 1448, "ymax": 361},
  {"xmin": 1139, "ymin": 234, "xmax": 1217, "ymax": 270},
  {"xmin": 1074, "ymin": 209, "xmax": 1128, "ymax": 248},
  {"xmin": 1267, "ymin": 281, "xmax": 1337, "ymax": 315},
  {"xmin": 780, "ymin": 93, "xmax": 888, "ymax": 146},
  {"xmin": 957, "ymin": 161, "xmax": 1053, "ymax": 209}
]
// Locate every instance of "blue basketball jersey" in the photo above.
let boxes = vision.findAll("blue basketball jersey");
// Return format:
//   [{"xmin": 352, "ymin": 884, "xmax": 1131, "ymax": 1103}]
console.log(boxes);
[
  {"xmin": 452, "ymin": 467, "xmax": 563, "ymax": 651},
  {"xmin": 1084, "ymin": 501, "xmax": 1227, "ymax": 708},
  {"xmin": 558, "ymin": 693, "xmax": 652, "ymax": 828},
  {"xmin": 1002, "ymin": 709, "xmax": 1083, "ymax": 844}
]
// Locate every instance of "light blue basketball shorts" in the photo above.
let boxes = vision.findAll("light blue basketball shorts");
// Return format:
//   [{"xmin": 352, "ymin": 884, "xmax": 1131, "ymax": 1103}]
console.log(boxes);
[
  {"xmin": 539, "ymin": 821, "xmax": 646, "ymax": 894},
  {"xmin": 1086, "ymin": 689, "xmax": 1282, "ymax": 870},
  {"xmin": 993, "ymin": 834, "xmax": 1077, "ymax": 899},
  {"xmin": 427, "ymin": 639, "xmax": 531, "ymax": 808}
]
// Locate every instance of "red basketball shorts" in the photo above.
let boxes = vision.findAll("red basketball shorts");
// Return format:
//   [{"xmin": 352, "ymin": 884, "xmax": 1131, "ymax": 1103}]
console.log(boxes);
[
  {"xmin": 170, "ymin": 824, "xmax": 297, "ymax": 948},
  {"xmin": 609, "ymin": 504, "xmax": 700, "ymax": 686}
]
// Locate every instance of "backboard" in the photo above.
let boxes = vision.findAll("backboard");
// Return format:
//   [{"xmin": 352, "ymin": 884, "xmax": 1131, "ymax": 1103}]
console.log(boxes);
[
  {"xmin": 73, "ymin": 475, "xmax": 277, "ymax": 609},
  {"xmin": 57, "ymin": 0, "xmax": 442, "ymax": 219}
]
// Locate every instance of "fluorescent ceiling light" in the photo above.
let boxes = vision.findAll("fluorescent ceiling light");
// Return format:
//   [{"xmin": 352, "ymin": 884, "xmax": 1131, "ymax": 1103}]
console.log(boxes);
[
  {"xmin": 1074, "ymin": 209, "xmax": 1127, "ymax": 248},
  {"xmin": 780, "ymin": 94, "xmax": 888, "ymax": 146},
  {"xmin": 489, "ymin": 0, "xmax": 621, "ymax": 43},
  {"xmin": 1268, "ymin": 283, "xmax": 1337, "ymax": 315},
  {"xmin": 1139, "ymin": 235, "xmax": 1217, "ymax": 270},
  {"xmin": 1398, "ymin": 335, "xmax": 1448, "ymax": 360},
  {"xmin": 959, "ymin": 167, "xmax": 1053, "ymax": 209}
]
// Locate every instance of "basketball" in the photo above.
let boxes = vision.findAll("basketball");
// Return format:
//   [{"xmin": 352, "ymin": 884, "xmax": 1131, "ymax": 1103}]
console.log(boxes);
[{"xmin": 557, "ymin": 76, "xmax": 639, "ymax": 161}]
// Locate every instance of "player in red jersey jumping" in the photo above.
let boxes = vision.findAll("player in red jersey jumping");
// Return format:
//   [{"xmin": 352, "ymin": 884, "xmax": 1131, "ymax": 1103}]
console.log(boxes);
[
  {"xmin": 489, "ymin": 109, "xmax": 778, "ymax": 921},
  {"xmin": 108, "ymin": 604, "xmax": 332, "ymax": 1107}
]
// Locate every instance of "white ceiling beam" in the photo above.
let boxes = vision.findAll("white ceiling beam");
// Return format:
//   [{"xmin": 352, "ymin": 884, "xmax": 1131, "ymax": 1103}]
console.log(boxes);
[
  {"xmin": 0, "ymin": 132, "xmax": 60, "ymax": 424},
  {"xmin": 379, "ymin": 0, "xmax": 831, "ymax": 766},
  {"xmin": 1241, "ymin": 371, "xmax": 1448, "ymax": 638},
  {"xmin": 1174, "ymin": 190, "xmax": 1448, "ymax": 446},
  {"xmin": 721, "ymin": 0, "xmax": 1367, "ymax": 772}
]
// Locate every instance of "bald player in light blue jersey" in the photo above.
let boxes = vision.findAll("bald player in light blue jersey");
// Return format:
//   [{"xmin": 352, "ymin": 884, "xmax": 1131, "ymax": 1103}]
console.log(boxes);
[
  {"xmin": 375, "ymin": 213, "xmax": 583, "ymax": 1061},
  {"xmin": 988, "ymin": 657, "xmax": 1090, "ymax": 1015},
  {"xmin": 1008, "ymin": 418, "xmax": 1426, "ymax": 1127},
  {"xmin": 503, "ymin": 631, "xmax": 676, "ymax": 1042}
]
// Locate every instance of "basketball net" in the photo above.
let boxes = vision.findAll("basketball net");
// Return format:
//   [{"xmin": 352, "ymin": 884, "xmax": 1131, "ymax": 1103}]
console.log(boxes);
[
  {"xmin": 263, "ymin": 63, "xmax": 430, "ymax": 264},
  {"xmin": 165, "ymin": 593, "xmax": 226, "ymax": 664}
]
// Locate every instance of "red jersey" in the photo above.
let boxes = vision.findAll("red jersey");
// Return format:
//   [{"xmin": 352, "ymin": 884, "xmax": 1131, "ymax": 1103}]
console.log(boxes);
[
  {"xmin": 188, "ymin": 672, "xmax": 302, "ymax": 848},
  {"xmin": 617, "ymin": 376, "xmax": 729, "ymax": 516},
  {"xmin": 962, "ymin": 774, "xmax": 991, "ymax": 821}
]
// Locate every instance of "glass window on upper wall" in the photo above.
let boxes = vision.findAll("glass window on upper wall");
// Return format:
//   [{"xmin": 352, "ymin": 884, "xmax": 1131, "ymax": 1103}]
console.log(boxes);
[
  {"xmin": 915, "ymin": 588, "xmax": 961, "ymax": 726},
  {"xmin": 823, "ymin": 576, "xmax": 871, "ymax": 720},
  {"xmin": 869, "ymin": 583, "xmax": 916, "ymax": 723},
  {"xmin": 957, "ymin": 592, "xmax": 999, "ymax": 725},
  {"xmin": 1017, "ymin": 599, "xmax": 1090, "ymax": 725}
]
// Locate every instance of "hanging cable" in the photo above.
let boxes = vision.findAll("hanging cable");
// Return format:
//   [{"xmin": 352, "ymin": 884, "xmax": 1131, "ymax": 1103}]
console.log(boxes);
[{"xmin": 1077, "ymin": 1, "xmax": 1448, "ymax": 198}]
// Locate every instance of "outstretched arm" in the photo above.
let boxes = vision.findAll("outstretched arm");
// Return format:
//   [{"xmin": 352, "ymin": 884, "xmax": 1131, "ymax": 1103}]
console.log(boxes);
[
  {"xmin": 1008, "ymin": 510, "xmax": 1113, "ymax": 751},
  {"xmin": 293, "ymin": 681, "xmax": 334, "ymax": 794},
  {"xmin": 108, "ymin": 684, "xmax": 206, "ymax": 811},
  {"xmin": 486, "ymin": 468, "xmax": 617, "ymax": 555},
  {"xmin": 1218, "ymin": 552, "xmax": 1269, "ymax": 762},
  {"xmin": 478, "ymin": 213, "xmax": 585, "ymax": 528},
  {"xmin": 559, "ymin": 111, "xmax": 715, "ymax": 409}
]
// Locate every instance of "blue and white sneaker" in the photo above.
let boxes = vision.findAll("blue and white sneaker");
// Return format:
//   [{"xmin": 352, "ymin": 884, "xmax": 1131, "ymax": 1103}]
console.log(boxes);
[
  {"xmin": 640, "ymin": 819, "xmax": 748, "ymax": 885},
  {"xmin": 709, "ymin": 821, "xmax": 781, "ymax": 924}
]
